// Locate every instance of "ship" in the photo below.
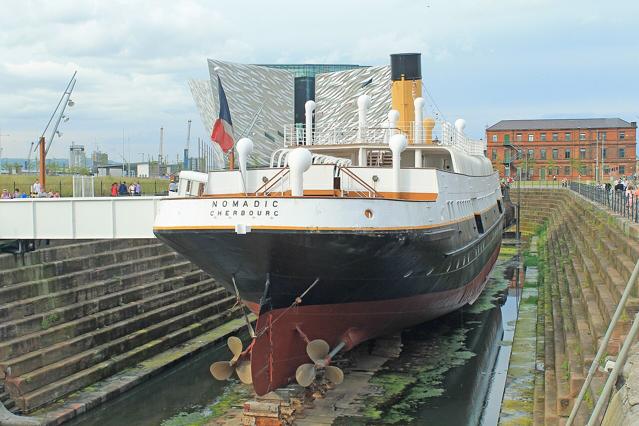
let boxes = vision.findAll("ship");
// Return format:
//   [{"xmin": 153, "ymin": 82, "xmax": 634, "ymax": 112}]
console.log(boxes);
[{"xmin": 153, "ymin": 53, "xmax": 504, "ymax": 395}]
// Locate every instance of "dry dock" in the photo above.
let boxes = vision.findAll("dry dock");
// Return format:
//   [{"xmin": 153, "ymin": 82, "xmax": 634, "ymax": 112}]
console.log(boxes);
[{"xmin": 2, "ymin": 185, "xmax": 639, "ymax": 425}]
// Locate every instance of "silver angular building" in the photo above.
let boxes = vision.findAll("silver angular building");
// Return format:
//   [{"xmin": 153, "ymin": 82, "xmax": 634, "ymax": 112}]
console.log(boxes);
[{"xmin": 189, "ymin": 60, "xmax": 391, "ymax": 167}]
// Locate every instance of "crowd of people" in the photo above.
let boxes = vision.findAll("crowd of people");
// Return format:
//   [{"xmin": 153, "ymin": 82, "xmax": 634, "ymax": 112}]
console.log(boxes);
[
  {"xmin": 110, "ymin": 181, "xmax": 142, "ymax": 196},
  {"xmin": 0, "ymin": 180, "xmax": 61, "ymax": 200}
]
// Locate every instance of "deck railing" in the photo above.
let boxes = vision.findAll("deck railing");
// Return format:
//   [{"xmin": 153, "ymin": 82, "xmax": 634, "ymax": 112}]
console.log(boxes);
[{"xmin": 282, "ymin": 120, "xmax": 487, "ymax": 156}]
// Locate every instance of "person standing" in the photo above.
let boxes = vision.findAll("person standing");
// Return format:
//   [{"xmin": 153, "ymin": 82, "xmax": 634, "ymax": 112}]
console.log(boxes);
[
  {"xmin": 135, "ymin": 182, "xmax": 141, "ymax": 196},
  {"xmin": 119, "ymin": 181, "xmax": 128, "ymax": 196},
  {"xmin": 110, "ymin": 182, "xmax": 118, "ymax": 197},
  {"xmin": 31, "ymin": 179, "xmax": 41, "ymax": 197},
  {"xmin": 168, "ymin": 180, "xmax": 178, "ymax": 194}
]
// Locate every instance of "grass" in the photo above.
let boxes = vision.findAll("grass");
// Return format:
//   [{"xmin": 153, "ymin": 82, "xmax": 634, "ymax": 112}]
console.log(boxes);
[
  {"xmin": 0, "ymin": 175, "xmax": 169, "ymax": 197},
  {"xmin": 41, "ymin": 312, "xmax": 60, "ymax": 330}
]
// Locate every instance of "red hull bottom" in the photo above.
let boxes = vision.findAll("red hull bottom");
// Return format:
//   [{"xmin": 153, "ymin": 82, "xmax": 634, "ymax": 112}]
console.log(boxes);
[{"xmin": 249, "ymin": 245, "xmax": 501, "ymax": 395}]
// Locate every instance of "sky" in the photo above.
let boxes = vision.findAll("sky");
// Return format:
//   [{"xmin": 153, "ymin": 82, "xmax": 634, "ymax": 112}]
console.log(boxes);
[{"xmin": 0, "ymin": 0, "xmax": 637, "ymax": 162}]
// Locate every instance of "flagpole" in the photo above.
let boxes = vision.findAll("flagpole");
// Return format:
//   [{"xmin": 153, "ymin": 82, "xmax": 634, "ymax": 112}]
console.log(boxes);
[{"xmin": 229, "ymin": 150, "xmax": 235, "ymax": 170}]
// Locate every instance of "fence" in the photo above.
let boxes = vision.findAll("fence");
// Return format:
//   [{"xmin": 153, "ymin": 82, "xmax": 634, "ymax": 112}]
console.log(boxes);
[
  {"xmin": 1, "ymin": 178, "xmax": 169, "ymax": 198},
  {"xmin": 72, "ymin": 175, "xmax": 95, "ymax": 197},
  {"xmin": 570, "ymin": 182, "xmax": 639, "ymax": 223}
]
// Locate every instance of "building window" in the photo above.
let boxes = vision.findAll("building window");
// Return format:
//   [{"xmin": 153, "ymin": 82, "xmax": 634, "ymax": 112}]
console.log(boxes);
[
  {"xmin": 492, "ymin": 134, "xmax": 498, "ymax": 142},
  {"xmin": 540, "ymin": 133, "xmax": 547, "ymax": 141},
  {"xmin": 516, "ymin": 133, "xmax": 522, "ymax": 141},
  {"xmin": 526, "ymin": 149, "xmax": 533, "ymax": 159},
  {"xmin": 619, "ymin": 147, "xmax": 625, "ymax": 158},
  {"xmin": 619, "ymin": 131, "xmax": 625, "ymax": 140},
  {"xmin": 504, "ymin": 151, "xmax": 511, "ymax": 163},
  {"xmin": 517, "ymin": 150, "xmax": 523, "ymax": 160},
  {"xmin": 552, "ymin": 133, "xmax": 558, "ymax": 141},
  {"xmin": 565, "ymin": 132, "xmax": 571, "ymax": 141},
  {"xmin": 579, "ymin": 148, "xmax": 586, "ymax": 159},
  {"xmin": 552, "ymin": 149, "xmax": 558, "ymax": 160},
  {"xmin": 492, "ymin": 149, "xmax": 497, "ymax": 160},
  {"xmin": 579, "ymin": 132, "xmax": 586, "ymax": 141},
  {"xmin": 540, "ymin": 149, "xmax": 547, "ymax": 160},
  {"xmin": 598, "ymin": 131, "xmax": 607, "ymax": 141},
  {"xmin": 565, "ymin": 148, "xmax": 571, "ymax": 159},
  {"xmin": 619, "ymin": 165, "xmax": 625, "ymax": 175},
  {"xmin": 564, "ymin": 166, "xmax": 571, "ymax": 176},
  {"xmin": 604, "ymin": 165, "xmax": 610, "ymax": 174},
  {"xmin": 528, "ymin": 134, "xmax": 534, "ymax": 142},
  {"xmin": 504, "ymin": 134, "xmax": 510, "ymax": 143},
  {"xmin": 603, "ymin": 148, "xmax": 607, "ymax": 159}
]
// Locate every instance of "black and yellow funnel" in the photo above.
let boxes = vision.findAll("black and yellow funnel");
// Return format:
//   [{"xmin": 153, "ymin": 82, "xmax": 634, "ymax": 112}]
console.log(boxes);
[{"xmin": 390, "ymin": 53, "xmax": 422, "ymax": 141}]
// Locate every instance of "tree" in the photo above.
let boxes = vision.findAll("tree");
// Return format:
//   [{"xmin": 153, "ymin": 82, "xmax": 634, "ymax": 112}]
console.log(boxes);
[{"xmin": 546, "ymin": 158, "xmax": 557, "ymax": 179}]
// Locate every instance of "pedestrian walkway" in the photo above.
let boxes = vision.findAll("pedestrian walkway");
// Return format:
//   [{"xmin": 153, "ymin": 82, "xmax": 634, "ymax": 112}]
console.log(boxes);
[{"xmin": 0, "ymin": 196, "xmax": 161, "ymax": 239}]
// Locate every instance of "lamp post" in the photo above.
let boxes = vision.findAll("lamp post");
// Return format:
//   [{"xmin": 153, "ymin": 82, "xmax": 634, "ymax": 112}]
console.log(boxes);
[
  {"xmin": 34, "ymin": 71, "xmax": 77, "ymax": 192},
  {"xmin": 506, "ymin": 139, "xmax": 523, "ymax": 241},
  {"xmin": 601, "ymin": 132, "xmax": 605, "ymax": 183},
  {"xmin": 0, "ymin": 131, "xmax": 9, "ymax": 172},
  {"xmin": 595, "ymin": 131, "xmax": 599, "ymax": 184}
]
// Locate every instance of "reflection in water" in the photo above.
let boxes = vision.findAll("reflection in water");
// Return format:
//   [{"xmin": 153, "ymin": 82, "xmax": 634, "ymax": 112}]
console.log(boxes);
[{"xmin": 408, "ymin": 305, "xmax": 503, "ymax": 425}]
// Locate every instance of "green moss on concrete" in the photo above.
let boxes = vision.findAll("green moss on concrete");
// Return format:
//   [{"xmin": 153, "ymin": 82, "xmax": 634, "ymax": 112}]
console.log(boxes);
[
  {"xmin": 352, "ymin": 326, "xmax": 475, "ymax": 424},
  {"xmin": 466, "ymin": 249, "xmax": 514, "ymax": 315},
  {"xmin": 161, "ymin": 384, "xmax": 251, "ymax": 426},
  {"xmin": 500, "ymin": 237, "xmax": 541, "ymax": 425},
  {"xmin": 41, "ymin": 312, "xmax": 61, "ymax": 330},
  {"xmin": 499, "ymin": 246, "xmax": 518, "ymax": 258}
]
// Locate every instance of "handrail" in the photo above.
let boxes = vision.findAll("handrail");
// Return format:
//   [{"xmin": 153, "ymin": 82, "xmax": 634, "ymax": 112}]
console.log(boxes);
[
  {"xmin": 255, "ymin": 169, "xmax": 290, "ymax": 195},
  {"xmin": 567, "ymin": 258, "xmax": 639, "ymax": 425},
  {"xmin": 588, "ymin": 311, "xmax": 639, "ymax": 425},
  {"xmin": 339, "ymin": 167, "xmax": 380, "ymax": 198}
]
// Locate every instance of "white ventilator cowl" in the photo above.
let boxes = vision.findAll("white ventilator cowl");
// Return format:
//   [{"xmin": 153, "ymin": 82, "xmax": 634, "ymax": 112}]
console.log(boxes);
[
  {"xmin": 413, "ymin": 97, "xmax": 425, "ymax": 144},
  {"xmin": 288, "ymin": 148, "xmax": 313, "ymax": 197},
  {"xmin": 305, "ymin": 101, "xmax": 316, "ymax": 145},
  {"xmin": 388, "ymin": 110, "xmax": 400, "ymax": 126},
  {"xmin": 357, "ymin": 95, "xmax": 371, "ymax": 142},
  {"xmin": 389, "ymin": 134, "xmax": 407, "ymax": 193},
  {"xmin": 236, "ymin": 138, "xmax": 253, "ymax": 174},
  {"xmin": 387, "ymin": 109, "xmax": 400, "ymax": 139},
  {"xmin": 455, "ymin": 118, "xmax": 466, "ymax": 134}
]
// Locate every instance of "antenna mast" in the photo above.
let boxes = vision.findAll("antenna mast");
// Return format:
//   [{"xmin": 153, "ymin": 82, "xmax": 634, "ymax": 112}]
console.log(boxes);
[
  {"xmin": 184, "ymin": 120, "xmax": 191, "ymax": 169},
  {"xmin": 159, "ymin": 127, "xmax": 164, "ymax": 166}
]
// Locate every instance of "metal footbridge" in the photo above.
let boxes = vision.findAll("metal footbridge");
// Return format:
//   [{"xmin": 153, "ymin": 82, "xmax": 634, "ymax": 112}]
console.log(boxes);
[{"xmin": 0, "ymin": 197, "xmax": 162, "ymax": 239}]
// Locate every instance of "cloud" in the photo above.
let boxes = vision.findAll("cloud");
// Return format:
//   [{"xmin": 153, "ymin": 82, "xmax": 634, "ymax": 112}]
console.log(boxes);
[{"xmin": 0, "ymin": 0, "xmax": 637, "ymax": 159}]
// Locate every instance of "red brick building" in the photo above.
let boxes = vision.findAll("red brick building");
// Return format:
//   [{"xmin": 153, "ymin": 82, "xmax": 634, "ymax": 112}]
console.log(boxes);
[{"xmin": 486, "ymin": 118, "xmax": 637, "ymax": 181}]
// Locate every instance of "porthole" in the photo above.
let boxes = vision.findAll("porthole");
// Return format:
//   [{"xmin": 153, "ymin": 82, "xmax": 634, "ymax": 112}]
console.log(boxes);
[{"xmin": 364, "ymin": 209, "xmax": 374, "ymax": 219}]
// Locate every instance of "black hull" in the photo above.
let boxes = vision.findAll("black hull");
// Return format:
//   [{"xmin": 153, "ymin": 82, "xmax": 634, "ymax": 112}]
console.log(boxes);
[{"xmin": 155, "ymin": 214, "xmax": 503, "ymax": 312}]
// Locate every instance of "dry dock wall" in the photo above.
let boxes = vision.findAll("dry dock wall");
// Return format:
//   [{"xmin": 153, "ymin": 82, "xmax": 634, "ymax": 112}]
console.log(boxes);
[
  {"xmin": 504, "ymin": 188, "xmax": 639, "ymax": 425},
  {"xmin": 0, "ymin": 239, "xmax": 239, "ymax": 416}
]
